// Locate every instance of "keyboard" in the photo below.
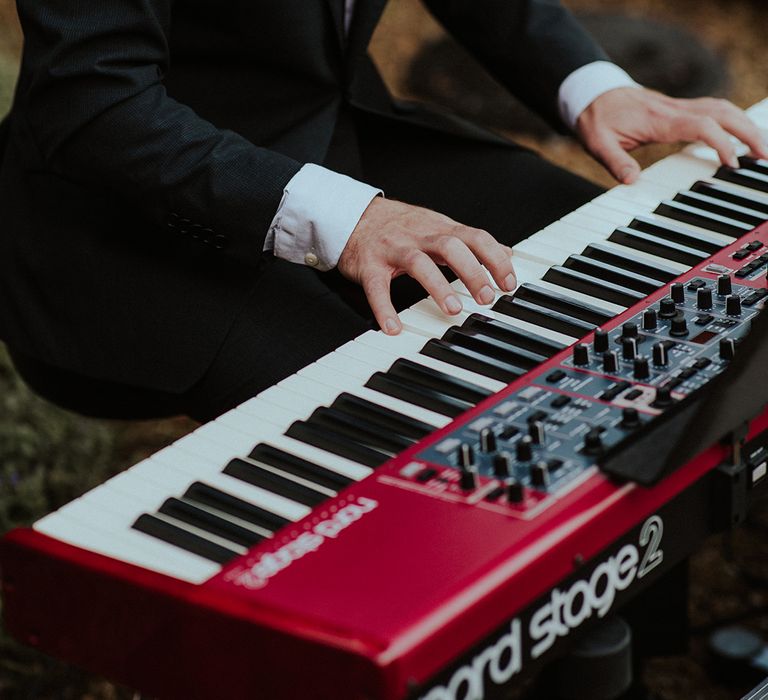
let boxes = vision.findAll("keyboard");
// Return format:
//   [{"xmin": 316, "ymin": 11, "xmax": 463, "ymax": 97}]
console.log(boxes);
[{"xmin": 2, "ymin": 98, "xmax": 768, "ymax": 700}]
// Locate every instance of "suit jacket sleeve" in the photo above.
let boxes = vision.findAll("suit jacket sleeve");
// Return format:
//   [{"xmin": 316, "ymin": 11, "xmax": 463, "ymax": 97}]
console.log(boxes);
[
  {"xmin": 421, "ymin": 0, "xmax": 609, "ymax": 129},
  {"xmin": 15, "ymin": 0, "xmax": 302, "ymax": 268}
]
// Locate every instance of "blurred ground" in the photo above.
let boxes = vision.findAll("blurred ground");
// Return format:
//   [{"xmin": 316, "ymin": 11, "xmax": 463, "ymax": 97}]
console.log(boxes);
[{"xmin": 0, "ymin": 0, "xmax": 767, "ymax": 698}]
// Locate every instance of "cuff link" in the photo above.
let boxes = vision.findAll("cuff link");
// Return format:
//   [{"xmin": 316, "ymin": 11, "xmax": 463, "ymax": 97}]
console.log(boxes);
[{"xmin": 304, "ymin": 252, "xmax": 319, "ymax": 267}]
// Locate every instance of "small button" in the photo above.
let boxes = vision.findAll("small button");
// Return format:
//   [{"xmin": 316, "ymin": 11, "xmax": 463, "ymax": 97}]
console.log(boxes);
[
  {"xmin": 746, "ymin": 240, "xmax": 763, "ymax": 251},
  {"xmin": 550, "ymin": 395, "xmax": 571, "ymax": 408},
  {"xmin": 687, "ymin": 279, "xmax": 707, "ymax": 291},
  {"xmin": 732, "ymin": 250, "xmax": 750, "ymax": 260},
  {"xmin": 304, "ymin": 252, "xmax": 320, "ymax": 267},
  {"xmin": 416, "ymin": 468, "xmax": 438, "ymax": 483},
  {"xmin": 694, "ymin": 314, "xmax": 714, "ymax": 326},
  {"xmin": 546, "ymin": 369, "xmax": 566, "ymax": 383},
  {"xmin": 693, "ymin": 358, "xmax": 712, "ymax": 369},
  {"xmin": 678, "ymin": 367, "xmax": 697, "ymax": 379},
  {"xmin": 624, "ymin": 388, "xmax": 643, "ymax": 401}
]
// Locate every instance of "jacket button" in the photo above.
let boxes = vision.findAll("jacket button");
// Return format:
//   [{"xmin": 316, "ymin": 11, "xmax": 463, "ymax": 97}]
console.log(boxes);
[
  {"xmin": 214, "ymin": 234, "xmax": 228, "ymax": 250},
  {"xmin": 304, "ymin": 252, "xmax": 319, "ymax": 267}
]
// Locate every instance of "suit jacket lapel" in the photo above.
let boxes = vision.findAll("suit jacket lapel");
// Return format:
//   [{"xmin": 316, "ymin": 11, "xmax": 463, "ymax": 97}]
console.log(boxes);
[{"xmin": 345, "ymin": 0, "xmax": 388, "ymax": 65}]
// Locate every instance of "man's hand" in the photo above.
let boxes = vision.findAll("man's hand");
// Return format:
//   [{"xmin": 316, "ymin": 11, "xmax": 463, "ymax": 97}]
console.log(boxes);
[
  {"xmin": 337, "ymin": 198, "xmax": 516, "ymax": 335},
  {"xmin": 577, "ymin": 87, "xmax": 768, "ymax": 184}
]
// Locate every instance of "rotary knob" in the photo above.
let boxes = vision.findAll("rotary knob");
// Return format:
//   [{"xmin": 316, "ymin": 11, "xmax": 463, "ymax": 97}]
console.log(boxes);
[
  {"xmin": 717, "ymin": 274, "xmax": 733, "ymax": 297},
  {"xmin": 659, "ymin": 297, "xmax": 677, "ymax": 318},
  {"xmin": 493, "ymin": 452, "xmax": 512, "ymax": 478},
  {"xmin": 583, "ymin": 428, "xmax": 604, "ymax": 456},
  {"xmin": 530, "ymin": 461, "xmax": 551, "ymax": 489},
  {"xmin": 459, "ymin": 465, "xmax": 477, "ymax": 491},
  {"xmin": 633, "ymin": 356, "xmax": 650, "ymax": 380},
  {"xmin": 479, "ymin": 427, "xmax": 497, "ymax": 453},
  {"xmin": 671, "ymin": 282, "xmax": 685, "ymax": 304},
  {"xmin": 697, "ymin": 287, "xmax": 713, "ymax": 311},
  {"xmin": 603, "ymin": 350, "xmax": 619, "ymax": 373},
  {"xmin": 653, "ymin": 386, "xmax": 674, "ymax": 408},
  {"xmin": 670, "ymin": 315, "xmax": 689, "ymax": 337},
  {"xmin": 506, "ymin": 478, "xmax": 525, "ymax": 504},
  {"xmin": 726, "ymin": 295, "xmax": 742, "ymax": 316},
  {"xmin": 528, "ymin": 420, "xmax": 546, "ymax": 445},
  {"xmin": 573, "ymin": 343, "xmax": 590, "ymax": 366},
  {"xmin": 621, "ymin": 407, "xmax": 642, "ymax": 429},
  {"xmin": 516, "ymin": 436, "xmax": 534, "ymax": 462},
  {"xmin": 652, "ymin": 342, "xmax": 669, "ymax": 367},
  {"xmin": 642, "ymin": 309, "xmax": 658, "ymax": 331},
  {"xmin": 720, "ymin": 338, "xmax": 736, "ymax": 361},
  {"xmin": 621, "ymin": 322, "xmax": 639, "ymax": 340},
  {"xmin": 593, "ymin": 329, "xmax": 610, "ymax": 354},
  {"xmin": 622, "ymin": 337, "xmax": 638, "ymax": 361},
  {"xmin": 457, "ymin": 442, "xmax": 474, "ymax": 469}
]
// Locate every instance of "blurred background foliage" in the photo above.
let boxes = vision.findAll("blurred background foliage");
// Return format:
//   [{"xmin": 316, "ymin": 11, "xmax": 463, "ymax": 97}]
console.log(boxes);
[{"xmin": 0, "ymin": 0, "xmax": 767, "ymax": 698}]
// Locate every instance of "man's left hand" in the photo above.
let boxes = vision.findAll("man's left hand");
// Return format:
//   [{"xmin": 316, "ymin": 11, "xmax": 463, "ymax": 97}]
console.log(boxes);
[{"xmin": 576, "ymin": 87, "xmax": 768, "ymax": 184}]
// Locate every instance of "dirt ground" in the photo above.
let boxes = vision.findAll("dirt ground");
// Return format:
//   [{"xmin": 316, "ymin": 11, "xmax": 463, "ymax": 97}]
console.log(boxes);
[{"xmin": 1, "ymin": 0, "xmax": 767, "ymax": 698}]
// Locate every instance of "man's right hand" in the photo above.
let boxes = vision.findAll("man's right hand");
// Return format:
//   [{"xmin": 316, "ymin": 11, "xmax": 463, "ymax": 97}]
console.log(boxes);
[{"xmin": 337, "ymin": 197, "xmax": 517, "ymax": 335}]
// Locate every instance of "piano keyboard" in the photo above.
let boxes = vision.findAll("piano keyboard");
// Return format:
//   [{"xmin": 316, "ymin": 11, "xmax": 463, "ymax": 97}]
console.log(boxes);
[{"xmin": 29, "ymin": 98, "xmax": 768, "ymax": 586}]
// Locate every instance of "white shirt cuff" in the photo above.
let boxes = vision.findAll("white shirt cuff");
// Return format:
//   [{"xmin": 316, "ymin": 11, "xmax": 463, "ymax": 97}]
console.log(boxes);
[
  {"xmin": 264, "ymin": 163, "xmax": 382, "ymax": 272},
  {"xmin": 558, "ymin": 61, "xmax": 641, "ymax": 131}
]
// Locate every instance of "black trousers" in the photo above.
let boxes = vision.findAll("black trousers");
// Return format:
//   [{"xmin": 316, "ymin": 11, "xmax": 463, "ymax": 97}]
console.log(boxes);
[{"xmin": 10, "ymin": 111, "xmax": 603, "ymax": 422}]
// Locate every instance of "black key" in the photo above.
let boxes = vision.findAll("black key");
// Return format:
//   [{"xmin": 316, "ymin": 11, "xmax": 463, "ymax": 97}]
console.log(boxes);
[
  {"xmin": 444, "ymin": 326, "xmax": 548, "ymax": 369},
  {"xmin": 492, "ymin": 295, "xmax": 595, "ymax": 338},
  {"xmin": 543, "ymin": 266, "xmax": 645, "ymax": 307},
  {"xmin": 674, "ymin": 190, "xmax": 767, "ymax": 227},
  {"xmin": 366, "ymin": 371, "xmax": 471, "ymax": 417},
  {"xmin": 690, "ymin": 181, "xmax": 768, "ymax": 215},
  {"xmin": 580, "ymin": 242, "xmax": 679, "ymax": 282},
  {"xmin": 628, "ymin": 215, "xmax": 726, "ymax": 253},
  {"xmin": 421, "ymin": 338, "xmax": 524, "ymax": 384},
  {"xmin": 461, "ymin": 313, "xmax": 565, "ymax": 357},
  {"xmin": 562, "ymin": 254, "xmax": 664, "ymax": 294},
  {"xmin": 306, "ymin": 406, "xmax": 413, "ymax": 452},
  {"xmin": 387, "ymin": 358, "xmax": 492, "ymax": 404},
  {"xmin": 655, "ymin": 199, "xmax": 753, "ymax": 237},
  {"xmin": 608, "ymin": 227, "xmax": 709, "ymax": 266},
  {"xmin": 158, "ymin": 497, "xmax": 267, "ymax": 547},
  {"xmin": 715, "ymin": 165, "xmax": 768, "ymax": 194},
  {"xmin": 285, "ymin": 420, "xmax": 391, "ymax": 468},
  {"xmin": 331, "ymin": 393, "xmax": 434, "ymax": 441},
  {"xmin": 133, "ymin": 513, "xmax": 240, "ymax": 565},
  {"xmin": 248, "ymin": 443, "xmax": 353, "ymax": 491},
  {"xmin": 224, "ymin": 457, "xmax": 332, "ymax": 507},
  {"xmin": 514, "ymin": 283, "xmax": 614, "ymax": 325},
  {"xmin": 738, "ymin": 156, "xmax": 768, "ymax": 176},
  {"xmin": 184, "ymin": 481, "xmax": 290, "ymax": 533}
]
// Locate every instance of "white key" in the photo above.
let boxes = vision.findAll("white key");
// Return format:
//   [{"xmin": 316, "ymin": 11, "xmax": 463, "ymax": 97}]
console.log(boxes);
[
  {"xmin": 639, "ymin": 153, "xmax": 716, "ymax": 190},
  {"xmin": 34, "ymin": 511, "xmax": 219, "ymax": 583},
  {"xmin": 350, "ymin": 329, "xmax": 505, "ymax": 393},
  {"xmin": 512, "ymin": 239, "xmax": 570, "ymax": 266},
  {"xmin": 563, "ymin": 202, "xmax": 629, "ymax": 228},
  {"xmin": 237, "ymin": 396, "xmax": 304, "ymax": 424}
]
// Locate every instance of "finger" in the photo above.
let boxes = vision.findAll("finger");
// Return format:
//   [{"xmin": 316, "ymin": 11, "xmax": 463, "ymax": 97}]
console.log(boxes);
[
  {"xmin": 362, "ymin": 271, "xmax": 400, "ymax": 335},
  {"xmin": 691, "ymin": 99, "xmax": 768, "ymax": 159},
  {"xmin": 426, "ymin": 234, "xmax": 495, "ymax": 305},
  {"xmin": 456, "ymin": 227, "xmax": 517, "ymax": 292},
  {"xmin": 587, "ymin": 130, "xmax": 641, "ymax": 184},
  {"xmin": 401, "ymin": 249, "xmax": 465, "ymax": 315},
  {"xmin": 676, "ymin": 114, "xmax": 739, "ymax": 168}
]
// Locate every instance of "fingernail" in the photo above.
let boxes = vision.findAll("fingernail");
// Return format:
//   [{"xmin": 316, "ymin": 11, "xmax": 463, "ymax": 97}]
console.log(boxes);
[
  {"xmin": 619, "ymin": 166, "xmax": 637, "ymax": 184},
  {"xmin": 445, "ymin": 294, "xmax": 462, "ymax": 314},
  {"xmin": 479, "ymin": 285, "xmax": 495, "ymax": 305},
  {"xmin": 503, "ymin": 273, "xmax": 517, "ymax": 292},
  {"xmin": 728, "ymin": 155, "xmax": 739, "ymax": 169},
  {"xmin": 384, "ymin": 318, "xmax": 400, "ymax": 335}
]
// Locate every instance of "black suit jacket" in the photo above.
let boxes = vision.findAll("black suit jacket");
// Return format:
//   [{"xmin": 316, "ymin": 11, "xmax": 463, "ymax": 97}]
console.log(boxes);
[{"xmin": 0, "ymin": 0, "xmax": 605, "ymax": 392}]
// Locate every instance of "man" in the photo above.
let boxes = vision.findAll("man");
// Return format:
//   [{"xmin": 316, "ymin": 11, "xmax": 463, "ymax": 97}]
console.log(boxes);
[{"xmin": 0, "ymin": 0, "xmax": 765, "ymax": 422}]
